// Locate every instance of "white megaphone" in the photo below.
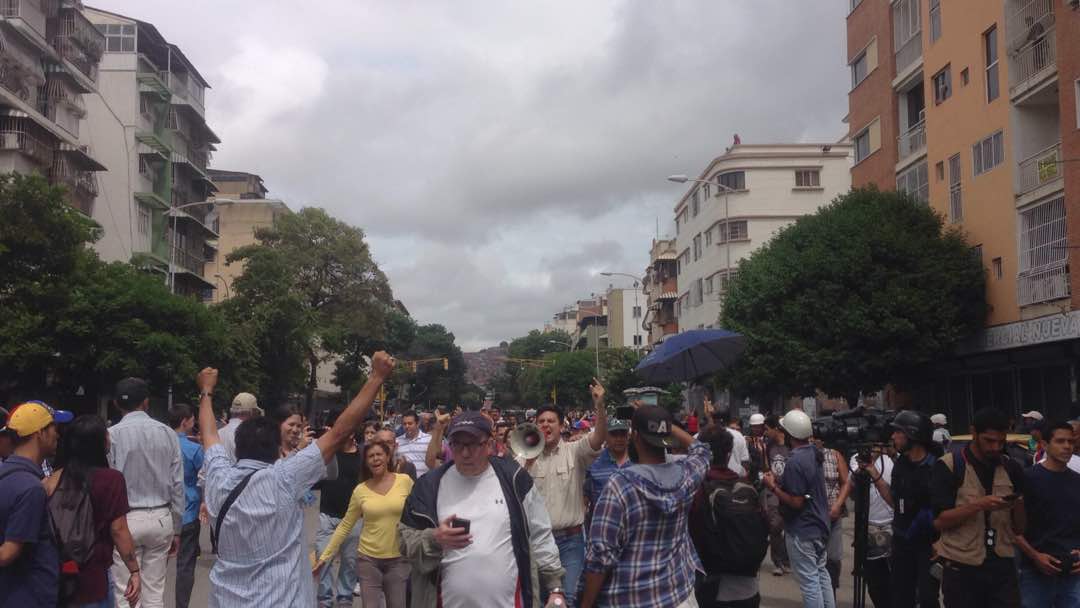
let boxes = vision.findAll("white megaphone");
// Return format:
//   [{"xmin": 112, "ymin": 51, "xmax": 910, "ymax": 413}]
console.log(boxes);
[{"xmin": 509, "ymin": 422, "xmax": 544, "ymax": 460}]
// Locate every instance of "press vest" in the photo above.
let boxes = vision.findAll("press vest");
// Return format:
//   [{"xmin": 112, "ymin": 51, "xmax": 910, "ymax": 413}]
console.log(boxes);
[{"xmin": 934, "ymin": 452, "xmax": 1016, "ymax": 565}]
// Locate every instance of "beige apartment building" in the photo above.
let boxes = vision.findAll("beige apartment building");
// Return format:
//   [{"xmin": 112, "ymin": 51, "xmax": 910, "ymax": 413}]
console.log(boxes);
[
  {"xmin": 642, "ymin": 238, "xmax": 679, "ymax": 348},
  {"xmin": 847, "ymin": 0, "xmax": 1080, "ymax": 425}
]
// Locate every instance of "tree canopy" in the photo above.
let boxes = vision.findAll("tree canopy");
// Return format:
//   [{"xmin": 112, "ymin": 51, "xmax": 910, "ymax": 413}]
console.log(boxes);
[{"xmin": 720, "ymin": 187, "xmax": 986, "ymax": 404}]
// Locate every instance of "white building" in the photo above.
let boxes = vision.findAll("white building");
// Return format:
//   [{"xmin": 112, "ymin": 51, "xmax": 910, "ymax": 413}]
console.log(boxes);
[
  {"xmin": 545, "ymin": 307, "xmax": 578, "ymax": 336},
  {"xmin": 83, "ymin": 8, "xmax": 220, "ymax": 300},
  {"xmin": 606, "ymin": 286, "xmax": 644, "ymax": 350},
  {"xmin": 673, "ymin": 143, "xmax": 853, "ymax": 331}
]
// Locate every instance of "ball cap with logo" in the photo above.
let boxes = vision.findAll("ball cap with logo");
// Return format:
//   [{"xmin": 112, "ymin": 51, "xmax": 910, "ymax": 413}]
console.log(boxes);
[
  {"xmin": 3, "ymin": 401, "xmax": 74, "ymax": 437},
  {"xmin": 114, "ymin": 377, "xmax": 150, "ymax": 409},
  {"xmin": 447, "ymin": 410, "xmax": 493, "ymax": 441},
  {"xmin": 632, "ymin": 405, "xmax": 677, "ymax": 449}
]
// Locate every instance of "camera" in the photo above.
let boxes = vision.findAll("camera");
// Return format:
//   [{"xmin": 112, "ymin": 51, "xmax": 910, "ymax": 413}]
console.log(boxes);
[{"xmin": 812, "ymin": 406, "xmax": 896, "ymax": 455}]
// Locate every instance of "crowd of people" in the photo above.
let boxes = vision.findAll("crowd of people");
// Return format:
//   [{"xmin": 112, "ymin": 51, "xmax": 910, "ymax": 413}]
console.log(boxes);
[{"xmin": 1, "ymin": 354, "xmax": 1079, "ymax": 608}]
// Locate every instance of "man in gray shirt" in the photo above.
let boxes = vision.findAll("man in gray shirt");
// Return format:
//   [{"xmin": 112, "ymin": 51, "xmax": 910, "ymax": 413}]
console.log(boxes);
[{"xmin": 108, "ymin": 377, "xmax": 185, "ymax": 608}]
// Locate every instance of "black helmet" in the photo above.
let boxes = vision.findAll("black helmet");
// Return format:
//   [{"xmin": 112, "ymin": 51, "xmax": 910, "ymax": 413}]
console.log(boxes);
[{"xmin": 890, "ymin": 410, "xmax": 933, "ymax": 445}]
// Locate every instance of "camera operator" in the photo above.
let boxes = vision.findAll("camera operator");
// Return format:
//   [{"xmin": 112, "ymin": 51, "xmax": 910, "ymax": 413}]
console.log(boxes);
[
  {"xmin": 930, "ymin": 407, "xmax": 1025, "ymax": 608},
  {"xmin": 1015, "ymin": 421, "xmax": 1080, "ymax": 607},
  {"xmin": 855, "ymin": 410, "xmax": 940, "ymax": 608}
]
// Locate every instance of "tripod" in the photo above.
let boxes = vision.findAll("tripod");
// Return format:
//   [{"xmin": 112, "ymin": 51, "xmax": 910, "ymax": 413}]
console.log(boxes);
[{"xmin": 850, "ymin": 465, "xmax": 872, "ymax": 608}]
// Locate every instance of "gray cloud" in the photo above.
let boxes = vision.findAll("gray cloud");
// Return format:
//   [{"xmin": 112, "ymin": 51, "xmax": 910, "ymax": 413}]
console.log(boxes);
[{"xmin": 93, "ymin": 0, "xmax": 850, "ymax": 350}]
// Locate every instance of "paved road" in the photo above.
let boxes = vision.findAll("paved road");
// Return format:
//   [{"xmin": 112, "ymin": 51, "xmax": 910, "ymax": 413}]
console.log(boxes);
[{"xmin": 165, "ymin": 500, "xmax": 859, "ymax": 608}]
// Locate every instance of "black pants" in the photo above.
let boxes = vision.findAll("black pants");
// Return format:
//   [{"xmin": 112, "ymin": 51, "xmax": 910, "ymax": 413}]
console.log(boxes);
[
  {"xmin": 864, "ymin": 556, "xmax": 892, "ymax": 608},
  {"xmin": 890, "ymin": 535, "xmax": 939, "ymax": 608},
  {"xmin": 175, "ymin": 520, "xmax": 200, "ymax": 608},
  {"xmin": 695, "ymin": 576, "xmax": 760, "ymax": 608},
  {"xmin": 941, "ymin": 558, "xmax": 1020, "ymax": 608}
]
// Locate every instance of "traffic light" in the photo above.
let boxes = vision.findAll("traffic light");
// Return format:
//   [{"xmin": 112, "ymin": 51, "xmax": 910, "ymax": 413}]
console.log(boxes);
[
  {"xmin": 442, "ymin": 357, "xmax": 449, "ymax": 370},
  {"xmin": 410, "ymin": 361, "xmax": 418, "ymax": 373}
]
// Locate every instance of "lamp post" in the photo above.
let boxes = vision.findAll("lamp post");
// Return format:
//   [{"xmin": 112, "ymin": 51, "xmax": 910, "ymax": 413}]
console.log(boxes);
[
  {"xmin": 548, "ymin": 338, "xmax": 574, "ymax": 352},
  {"xmin": 600, "ymin": 271, "xmax": 644, "ymax": 351},
  {"xmin": 667, "ymin": 174, "xmax": 738, "ymax": 296},
  {"xmin": 165, "ymin": 200, "xmax": 216, "ymax": 295},
  {"xmin": 213, "ymin": 273, "xmax": 231, "ymax": 299}
]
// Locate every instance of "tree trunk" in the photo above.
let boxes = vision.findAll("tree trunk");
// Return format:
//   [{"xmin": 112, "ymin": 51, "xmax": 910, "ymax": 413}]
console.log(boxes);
[{"xmin": 306, "ymin": 353, "xmax": 318, "ymax": 415}]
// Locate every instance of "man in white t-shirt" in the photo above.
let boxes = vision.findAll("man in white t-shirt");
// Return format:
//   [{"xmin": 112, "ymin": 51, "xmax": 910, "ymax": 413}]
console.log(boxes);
[
  {"xmin": 399, "ymin": 411, "xmax": 565, "ymax": 608},
  {"xmin": 396, "ymin": 410, "xmax": 432, "ymax": 476},
  {"xmin": 851, "ymin": 449, "xmax": 895, "ymax": 608},
  {"xmin": 707, "ymin": 398, "xmax": 751, "ymax": 478}
]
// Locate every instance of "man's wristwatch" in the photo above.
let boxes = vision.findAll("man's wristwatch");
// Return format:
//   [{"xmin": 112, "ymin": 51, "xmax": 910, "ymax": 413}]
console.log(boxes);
[
  {"xmin": 201, "ymin": 391, "xmax": 213, "ymax": 398},
  {"xmin": 549, "ymin": 587, "xmax": 565, "ymax": 596}
]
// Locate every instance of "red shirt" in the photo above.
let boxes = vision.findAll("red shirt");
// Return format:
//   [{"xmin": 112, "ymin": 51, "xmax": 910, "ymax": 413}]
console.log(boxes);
[
  {"xmin": 70, "ymin": 468, "xmax": 129, "ymax": 603},
  {"xmin": 687, "ymin": 415, "xmax": 699, "ymax": 434}
]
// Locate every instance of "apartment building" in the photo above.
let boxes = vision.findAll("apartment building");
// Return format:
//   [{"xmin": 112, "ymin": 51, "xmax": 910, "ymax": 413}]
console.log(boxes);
[
  {"xmin": 605, "ymin": 286, "xmax": 644, "ymax": 350},
  {"xmin": 545, "ymin": 307, "xmax": 578, "ymax": 336},
  {"xmin": 208, "ymin": 167, "xmax": 268, "ymax": 199},
  {"xmin": 642, "ymin": 238, "xmax": 679, "ymax": 348},
  {"xmin": 82, "ymin": 8, "xmax": 220, "ymax": 300},
  {"xmin": 671, "ymin": 143, "xmax": 853, "ymax": 332},
  {"xmin": 846, "ymin": 0, "xmax": 1080, "ymax": 425},
  {"xmin": 574, "ymin": 297, "xmax": 608, "ymax": 350},
  {"xmin": 0, "ymin": 0, "xmax": 105, "ymax": 213}
]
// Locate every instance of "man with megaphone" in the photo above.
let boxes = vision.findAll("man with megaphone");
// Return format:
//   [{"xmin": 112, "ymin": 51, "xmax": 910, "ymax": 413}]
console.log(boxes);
[{"xmin": 517, "ymin": 379, "xmax": 609, "ymax": 608}]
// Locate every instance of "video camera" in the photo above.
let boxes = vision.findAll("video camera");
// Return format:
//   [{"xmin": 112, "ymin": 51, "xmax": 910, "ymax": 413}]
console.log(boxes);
[{"xmin": 812, "ymin": 406, "xmax": 896, "ymax": 457}]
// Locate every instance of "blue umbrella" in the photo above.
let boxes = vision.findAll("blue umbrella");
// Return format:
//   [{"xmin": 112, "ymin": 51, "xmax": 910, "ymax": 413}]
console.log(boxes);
[{"xmin": 634, "ymin": 329, "xmax": 746, "ymax": 384}]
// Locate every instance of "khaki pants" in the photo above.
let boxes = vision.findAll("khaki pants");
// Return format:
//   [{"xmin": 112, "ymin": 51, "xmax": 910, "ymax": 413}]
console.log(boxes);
[{"xmin": 112, "ymin": 507, "xmax": 174, "ymax": 608}]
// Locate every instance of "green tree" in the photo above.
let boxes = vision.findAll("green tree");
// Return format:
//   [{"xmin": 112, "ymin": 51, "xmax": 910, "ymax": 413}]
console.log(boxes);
[
  {"xmin": 333, "ymin": 309, "xmax": 418, "ymax": 398},
  {"xmin": 399, "ymin": 323, "xmax": 466, "ymax": 409},
  {"xmin": 720, "ymin": 187, "xmax": 986, "ymax": 405}
]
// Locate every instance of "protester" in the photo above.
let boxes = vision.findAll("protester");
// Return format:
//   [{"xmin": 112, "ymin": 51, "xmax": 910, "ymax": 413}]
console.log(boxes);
[
  {"xmin": 376, "ymin": 428, "xmax": 417, "ymax": 480},
  {"xmin": 0, "ymin": 401, "xmax": 70, "ymax": 607},
  {"xmin": 762, "ymin": 409, "xmax": 835, "ymax": 608},
  {"xmin": 1022, "ymin": 410, "xmax": 1046, "ymax": 465},
  {"xmin": 46, "ymin": 414, "xmax": 141, "ymax": 608},
  {"xmin": 848, "ymin": 446, "xmax": 895, "ymax": 608},
  {"xmin": 691, "ymin": 424, "xmax": 768, "ymax": 608},
  {"xmin": 315, "ymin": 440, "xmax": 413, "ymax": 608},
  {"xmin": 108, "ymin": 378, "xmax": 184, "ymax": 608},
  {"xmin": 169, "ymin": 404, "xmax": 204, "ymax": 608},
  {"xmin": 746, "ymin": 413, "xmax": 767, "ymax": 480},
  {"xmin": 218, "ymin": 393, "xmax": 263, "ymax": 460},
  {"xmin": 819, "ymin": 440, "xmax": 850, "ymax": 595},
  {"xmin": 423, "ymin": 410, "xmax": 454, "ymax": 471},
  {"xmin": 931, "ymin": 407, "xmax": 1026, "ymax": 608},
  {"xmin": 271, "ymin": 404, "xmax": 309, "ymax": 458},
  {"xmin": 762, "ymin": 415, "xmax": 791, "ymax": 576},
  {"xmin": 931, "ymin": 414, "xmax": 952, "ymax": 449},
  {"xmin": 1015, "ymin": 421, "xmax": 1080, "ymax": 607},
  {"xmin": 581, "ymin": 405, "xmax": 709, "ymax": 608},
  {"xmin": 0, "ymin": 407, "xmax": 12, "ymax": 462},
  {"xmin": 399, "ymin": 410, "xmax": 566, "ymax": 608},
  {"xmin": 584, "ymin": 418, "xmax": 631, "ymax": 521},
  {"xmin": 199, "ymin": 351, "xmax": 394, "ymax": 608},
  {"xmin": 520, "ymin": 379, "xmax": 609, "ymax": 606},
  {"xmin": 493, "ymin": 420, "xmax": 512, "ymax": 458},
  {"xmin": 312, "ymin": 419, "xmax": 364, "ymax": 608},
  {"xmin": 396, "ymin": 410, "xmax": 432, "ymax": 476},
  {"xmin": 362, "ymin": 421, "xmax": 378, "ymax": 445}
]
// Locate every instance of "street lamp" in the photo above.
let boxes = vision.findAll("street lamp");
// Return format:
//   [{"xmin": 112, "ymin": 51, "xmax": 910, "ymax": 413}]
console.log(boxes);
[
  {"xmin": 213, "ymin": 273, "xmax": 231, "ymax": 299},
  {"xmin": 600, "ymin": 271, "xmax": 644, "ymax": 350},
  {"xmin": 165, "ymin": 200, "xmax": 216, "ymax": 295},
  {"xmin": 548, "ymin": 338, "xmax": 574, "ymax": 352}
]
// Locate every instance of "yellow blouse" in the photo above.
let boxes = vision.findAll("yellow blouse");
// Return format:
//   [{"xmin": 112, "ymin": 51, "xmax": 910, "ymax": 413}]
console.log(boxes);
[{"xmin": 318, "ymin": 473, "xmax": 414, "ymax": 560}]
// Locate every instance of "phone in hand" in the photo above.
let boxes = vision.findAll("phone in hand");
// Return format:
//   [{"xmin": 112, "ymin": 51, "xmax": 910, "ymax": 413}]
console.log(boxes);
[
  {"xmin": 450, "ymin": 517, "xmax": 471, "ymax": 534},
  {"xmin": 1003, "ymin": 493, "xmax": 1020, "ymax": 502}
]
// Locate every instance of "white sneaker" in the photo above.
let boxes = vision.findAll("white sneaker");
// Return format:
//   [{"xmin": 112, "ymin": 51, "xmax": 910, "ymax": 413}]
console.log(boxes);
[
  {"xmin": 772, "ymin": 566, "xmax": 784, "ymax": 576},
  {"xmin": 353, "ymin": 582, "xmax": 361, "ymax": 596}
]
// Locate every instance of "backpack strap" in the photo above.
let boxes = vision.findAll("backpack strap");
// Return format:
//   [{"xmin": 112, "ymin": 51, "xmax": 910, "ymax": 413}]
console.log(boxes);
[{"xmin": 215, "ymin": 471, "xmax": 257, "ymax": 542}]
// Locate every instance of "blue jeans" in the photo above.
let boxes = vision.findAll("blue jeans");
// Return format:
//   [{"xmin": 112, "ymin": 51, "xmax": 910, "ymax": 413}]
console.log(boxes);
[
  {"xmin": 553, "ymin": 528, "xmax": 585, "ymax": 606},
  {"xmin": 314, "ymin": 513, "xmax": 361, "ymax": 607},
  {"xmin": 786, "ymin": 532, "xmax": 836, "ymax": 608},
  {"xmin": 1019, "ymin": 563, "xmax": 1080, "ymax": 608}
]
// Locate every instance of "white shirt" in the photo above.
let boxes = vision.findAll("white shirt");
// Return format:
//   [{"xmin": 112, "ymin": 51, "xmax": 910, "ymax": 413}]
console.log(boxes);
[
  {"xmin": 932, "ymin": 428, "xmax": 951, "ymax": 447},
  {"xmin": 109, "ymin": 411, "xmax": 185, "ymax": 534},
  {"xmin": 218, "ymin": 418, "xmax": 243, "ymax": 461},
  {"xmin": 396, "ymin": 430, "xmax": 432, "ymax": 476},
  {"xmin": 726, "ymin": 428, "xmax": 750, "ymax": 477},
  {"xmin": 437, "ymin": 464, "xmax": 518, "ymax": 608},
  {"xmin": 849, "ymin": 454, "xmax": 894, "ymax": 525}
]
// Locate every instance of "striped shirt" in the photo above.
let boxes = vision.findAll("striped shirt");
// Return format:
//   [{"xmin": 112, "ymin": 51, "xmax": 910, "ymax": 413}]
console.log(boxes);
[
  {"xmin": 396, "ymin": 431, "xmax": 431, "ymax": 477},
  {"xmin": 109, "ymin": 411, "xmax": 185, "ymax": 534},
  {"xmin": 203, "ymin": 442, "xmax": 326, "ymax": 608}
]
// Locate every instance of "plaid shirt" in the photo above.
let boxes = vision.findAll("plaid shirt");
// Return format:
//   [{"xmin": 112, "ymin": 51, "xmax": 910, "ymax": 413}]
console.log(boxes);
[{"xmin": 585, "ymin": 441, "xmax": 711, "ymax": 608}]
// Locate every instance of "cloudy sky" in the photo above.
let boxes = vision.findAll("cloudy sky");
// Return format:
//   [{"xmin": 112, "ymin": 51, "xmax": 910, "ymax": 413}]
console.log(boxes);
[{"xmin": 93, "ymin": 1, "xmax": 851, "ymax": 351}]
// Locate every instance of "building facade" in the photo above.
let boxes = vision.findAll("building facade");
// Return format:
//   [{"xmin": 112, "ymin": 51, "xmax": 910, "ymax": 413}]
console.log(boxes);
[
  {"xmin": 0, "ymin": 0, "xmax": 105, "ymax": 213},
  {"xmin": 605, "ymin": 286, "xmax": 644, "ymax": 350},
  {"xmin": 544, "ymin": 307, "xmax": 578, "ymax": 336},
  {"xmin": 202, "ymin": 195, "xmax": 291, "ymax": 304},
  {"xmin": 846, "ymin": 0, "xmax": 1080, "ymax": 426},
  {"xmin": 83, "ymin": 8, "xmax": 220, "ymax": 300},
  {"xmin": 642, "ymin": 238, "xmax": 679, "ymax": 348},
  {"xmin": 672, "ymin": 143, "xmax": 853, "ymax": 332},
  {"xmin": 573, "ymin": 297, "xmax": 608, "ymax": 350}
]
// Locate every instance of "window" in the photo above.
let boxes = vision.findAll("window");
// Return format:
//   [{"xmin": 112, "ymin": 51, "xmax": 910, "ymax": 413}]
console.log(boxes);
[
  {"xmin": 704, "ymin": 183, "xmax": 711, "ymax": 199},
  {"xmin": 1017, "ymin": 197, "xmax": 1068, "ymax": 305},
  {"xmin": 854, "ymin": 121, "xmax": 879, "ymax": 164},
  {"xmin": 632, "ymin": 306, "xmax": 642, "ymax": 318},
  {"xmin": 851, "ymin": 0, "xmax": 862, "ymax": 11},
  {"xmin": 935, "ymin": 161, "xmax": 945, "ymax": 181},
  {"xmin": 675, "ymin": 298, "xmax": 682, "ymax": 318},
  {"xmin": 726, "ymin": 220, "xmax": 748, "ymax": 241},
  {"xmin": 139, "ymin": 94, "xmax": 155, "ymax": 120},
  {"xmin": 929, "ymin": 0, "xmax": 941, "ymax": 42},
  {"xmin": 692, "ymin": 279, "xmax": 703, "ymax": 307},
  {"xmin": 896, "ymin": 162, "xmax": 929, "ymax": 203},
  {"xmin": 633, "ymin": 334, "xmax": 643, "ymax": 346},
  {"xmin": 992, "ymin": 257, "xmax": 1003, "ymax": 279},
  {"xmin": 137, "ymin": 204, "xmax": 151, "ymax": 236},
  {"xmin": 795, "ymin": 169, "xmax": 821, "ymax": 188},
  {"xmin": 984, "ymin": 26, "xmax": 999, "ymax": 103},
  {"xmin": 704, "ymin": 229, "xmax": 712, "ymax": 247},
  {"xmin": 933, "ymin": 66, "xmax": 952, "ymax": 105},
  {"xmin": 693, "ymin": 234, "xmax": 702, "ymax": 261},
  {"xmin": 972, "ymin": 131, "xmax": 1004, "ymax": 176},
  {"xmin": 704, "ymin": 276, "xmax": 714, "ymax": 295},
  {"xmin": 96, "ymin": 23, "xmax": 136, "ymax": 53},
  {"xmin": 948, "ymin": 153, "xmax": 962, "ymax": 223},
  {"xmin": 971, "ymin": 245, "xmax": 983, "ymax": 264},
  {"xmin": 691, "ymin": 189, "xmax": 700, "ymax": 217},
  {"xmin": 717, "ymin": 271, "xmax": 738, "ymax": 293},
  {"xmin": 961, "ymin": 68, "xmax": 969, "ymax": 86},
  {"xmin": 716, "ymin": 171, "xmax": 745, "ymax": 191},
  {"xmin": 851, "ymin": 51, "xmax": 869, "ymax": 88}
]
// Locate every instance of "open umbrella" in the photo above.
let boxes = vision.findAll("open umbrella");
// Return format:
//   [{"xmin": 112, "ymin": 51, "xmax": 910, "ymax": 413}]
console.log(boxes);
[{"xmin": 634, "ymin": 329, "xmax": 746, "ymax": 384}]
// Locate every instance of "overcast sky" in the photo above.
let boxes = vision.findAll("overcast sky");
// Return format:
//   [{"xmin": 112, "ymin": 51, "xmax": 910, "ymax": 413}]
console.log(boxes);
[{"xmin": 93, "ymin": 1, "xmax": 851, "ymax": 351}]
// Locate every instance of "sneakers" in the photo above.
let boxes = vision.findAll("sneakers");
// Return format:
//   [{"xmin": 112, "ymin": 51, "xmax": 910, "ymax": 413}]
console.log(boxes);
[
  {"xmin": 772, "ymin": 566, "xmax": 784, "ymax": 576},
  {"xmin": 353, "ymin": 582, "xmax": 361, "ymax": 596}
]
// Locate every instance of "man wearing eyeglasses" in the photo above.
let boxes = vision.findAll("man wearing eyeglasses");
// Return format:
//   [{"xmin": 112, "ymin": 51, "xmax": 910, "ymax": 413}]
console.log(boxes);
[{"xmin": 398, "ymin": 411, "xmax": 566, "ymax": 608}]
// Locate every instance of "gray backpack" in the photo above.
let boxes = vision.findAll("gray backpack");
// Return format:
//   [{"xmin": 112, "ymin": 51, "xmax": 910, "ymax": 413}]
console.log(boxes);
[{"xmin": 48, "ymin": 470, "xmax": 97, "ymax": 567}]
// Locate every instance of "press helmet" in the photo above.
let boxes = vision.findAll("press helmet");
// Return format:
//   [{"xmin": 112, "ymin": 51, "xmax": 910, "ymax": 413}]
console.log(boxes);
[
  {"xmin": 890, "ymin": 410, "xmax": 934, "ymax": 446},
  {"xmin": 749, "ymin": 413, "xmax": 766, "ymax": 426},
  {"xmin": 779, "ymin": 410, "xmax": 813, "ymax": 440}
]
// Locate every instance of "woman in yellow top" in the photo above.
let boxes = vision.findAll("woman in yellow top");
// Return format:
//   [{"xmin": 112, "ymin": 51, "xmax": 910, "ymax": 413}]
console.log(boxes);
[{"xmin": 314, "ymin": 440, "xmax": 414, "ymax": 608}]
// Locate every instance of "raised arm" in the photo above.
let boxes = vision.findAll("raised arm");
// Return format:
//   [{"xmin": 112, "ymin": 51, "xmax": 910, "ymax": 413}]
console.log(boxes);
[
  {"xmin": 197, "ymin": 368, "xmax": 220, "ymax": 450},
  {"xmin": 587, "ymin": 378, "xmax": 608, "ymax": 451},
  {"xmin": 317, "ymin": 352, "xmax": 395, "ymax": 463},
  {"xmin": 426, "ymin": 410, "xmax": 450, "ymax": 470}
]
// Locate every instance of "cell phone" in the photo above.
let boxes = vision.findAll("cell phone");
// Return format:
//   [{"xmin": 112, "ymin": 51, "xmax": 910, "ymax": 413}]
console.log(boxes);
[
  {"xmin": 450, "ymin": 517, "xmax": 471, "ymax": 534},
  {"xmin": 1003, "ymin": 493, "xmax": 1020, "ymax": 502}
]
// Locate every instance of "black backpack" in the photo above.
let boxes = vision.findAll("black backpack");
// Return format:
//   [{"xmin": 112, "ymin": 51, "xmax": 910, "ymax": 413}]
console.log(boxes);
[
  {"xmin": 47, "ymin": 470, "xmax": 97, "ymax": 580},
  {"xmin": 698, "ymin": 478, "xmax": 769, "ymax": 577}
]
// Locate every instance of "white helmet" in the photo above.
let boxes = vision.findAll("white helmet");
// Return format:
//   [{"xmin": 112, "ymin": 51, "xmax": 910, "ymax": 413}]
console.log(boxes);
[
  {"xmin": 930, "ymin": 413, "xmax": 947, "ymax": 426},
  {"xmin": 749, "ymin": 413, "xmax": 766, "ymax": 426},
  {"xmin": 779, "ymin": 410, "xmax": 813, "ymax": 440}
]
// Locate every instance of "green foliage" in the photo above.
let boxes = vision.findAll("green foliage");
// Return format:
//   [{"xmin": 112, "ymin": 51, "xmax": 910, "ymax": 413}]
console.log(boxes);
[
  {"xmin": 720, "ymin": 187, "xmax": 987, "ymax": 403},
  {"xmin": 396, "ymin": 323, "xmax": 467, "ymax": 408}
]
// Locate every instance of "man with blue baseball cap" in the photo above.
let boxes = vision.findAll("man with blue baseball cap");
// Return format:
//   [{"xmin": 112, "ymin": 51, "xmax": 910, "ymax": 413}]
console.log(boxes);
[{"xmin": 0, "ymin": 401, "xmax": 73, "ymax": 607}]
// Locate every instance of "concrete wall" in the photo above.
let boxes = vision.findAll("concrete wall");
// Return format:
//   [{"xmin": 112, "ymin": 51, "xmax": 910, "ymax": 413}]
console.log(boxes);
[
  {"xmin": 1060, "ymin": 1, "xmax": 1080, "ymax": 312},
  {"xmin": 847, "ymin": 0, "xmax": 899, "ymax": 188}
]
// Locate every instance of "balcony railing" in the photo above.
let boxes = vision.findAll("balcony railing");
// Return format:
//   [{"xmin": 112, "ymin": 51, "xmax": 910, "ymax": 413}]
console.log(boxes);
[
  {"xmin": 1017, "ymin": 142, "xmax": 1062, "ymax": 195},
  {"xmin": 897, "ymin": 120, "xmax": 926, "ymax": 159},
  {"xmin": 0, "ymin": 118, "xmax": 53, "ymax": 165},
  {"xmin": 1018, "ymin": 264, "xmax": 1070, "ymax": 306},
  {"xmin": 895, "ymin": 31, "xmax": 922, "ymax": 75},
  {"xmin": 50, "ymin": 154, "xmax": 95, "ymax": 215},
  {"xmin": 1007, "ymin": 0, "xmax": 1055, "ymax": 50},
  {"xmin": 56, "ymin": 8, "xmax": 103, "ymax": 60},
  {"xmin": 170, "ymin": 244, "xmax": 206, "ymax": 276},
  {"xmin": 1009, "ymin": 28, "xmax": 1056, "ymax": 92}
]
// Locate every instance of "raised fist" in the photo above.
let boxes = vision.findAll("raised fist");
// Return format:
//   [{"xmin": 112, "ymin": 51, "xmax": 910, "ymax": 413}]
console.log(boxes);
[
  {"xmin": 197, "ymin": 368, "xmax": 218, "ymax": 393},
  {"xmin": 370, "ymin": 351, "xmax": 395, "ymax": 379},
  {"xmin": 590, "ymin": 378, "xmax": 605, "ymax": 402}
]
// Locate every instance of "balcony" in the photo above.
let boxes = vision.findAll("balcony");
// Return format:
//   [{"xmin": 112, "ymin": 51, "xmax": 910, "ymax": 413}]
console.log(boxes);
[
  {"xmin": 48, "ymin": 7, "xmax": 103, "ymax": 81},
  {"xmin": 0, "ymin": 116, "xmax": 53, "ymax": 165},
  {"xmin": 136, "ymin": 54, "xmax": 170, "ymax": 100},
  {"xmin": 0, "ymin": 0, "xmax": 50, "ymax": 52},
  {"xmin": 897, "ymin": 120, "xmax": 926, "ymax": 160},
  {"xmin": 1017, "ymin": 142, "xmax": 1062, "ymax": 196},
  {"xmin": 1018, "ymin": 264, "xmax": 1069, "ymax": 306},
  {"xmin": 895, "ymin": 33, "xmax": 922, "ymax": 76},
  {"xmin": 50, "ymin": 153, "xmax": 96, "ymax": 215},
  {"xmin": 1009, "ymin": 28, "xmax": 1055, "ymax": 95},
  {"xmin": 170, "ymin": 244, "xmax": 206, "ymax": 277}
]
